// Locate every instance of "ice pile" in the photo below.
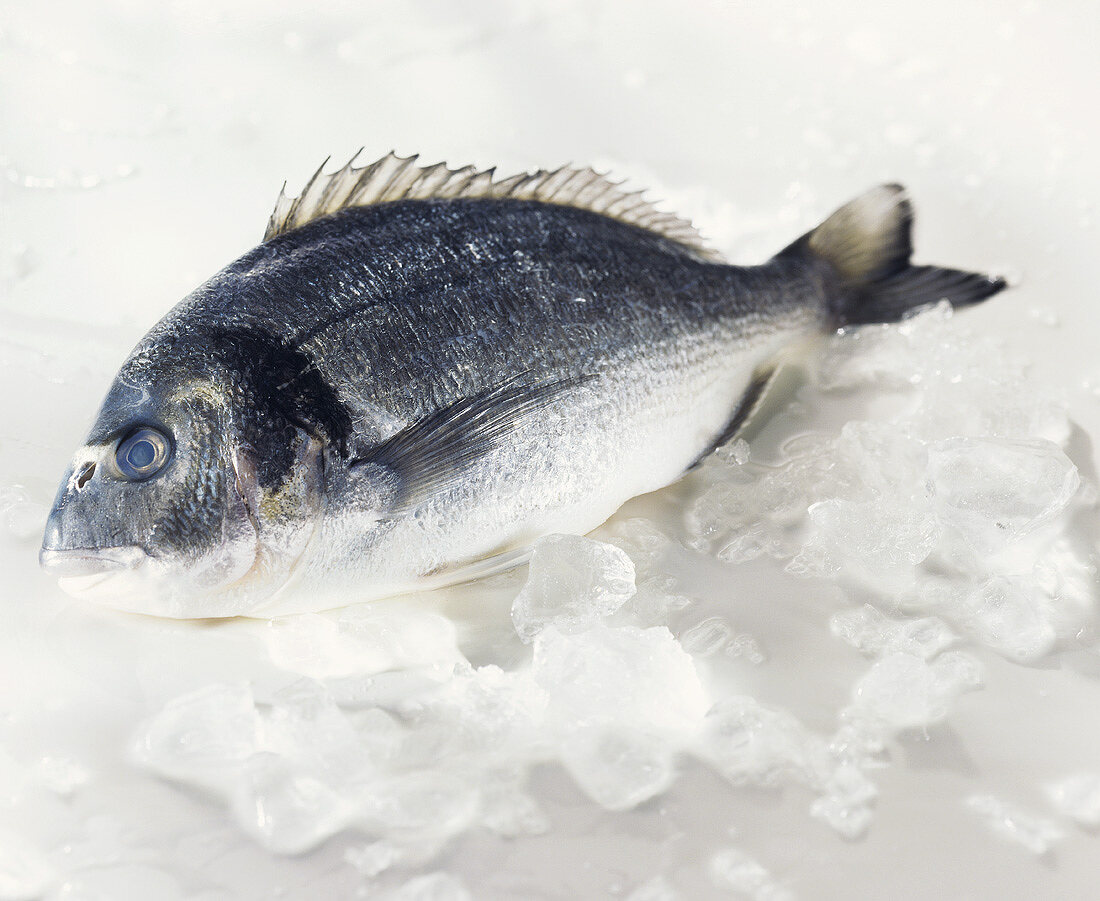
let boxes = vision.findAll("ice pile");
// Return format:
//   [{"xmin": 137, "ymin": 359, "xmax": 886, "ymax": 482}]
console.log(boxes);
[
  {"xmin": 133, "ymin": 534, "xmax": 709, "ymax": 863},
  {"xmin": 683, "ymin": 303, "xmax": 1093, "ymax": 840},
  {"xmin": 688, "ymin": 303, "xmax": 1094, "ymax": 664},
  {"xmin": 130, "ymin": 303, "xmax": 1095, "ymax": 881},
  {"xmin": 693, "ymin": 605, "xmax": 982, "ymax": 840}
]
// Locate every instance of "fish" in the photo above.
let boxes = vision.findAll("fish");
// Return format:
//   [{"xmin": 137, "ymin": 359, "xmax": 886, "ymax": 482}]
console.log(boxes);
[{"xmin": 39, "ymin": 152, "xmax": 1005, "ymax": 618}]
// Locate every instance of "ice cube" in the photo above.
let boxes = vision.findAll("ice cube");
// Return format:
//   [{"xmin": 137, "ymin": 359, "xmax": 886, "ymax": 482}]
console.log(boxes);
[
  {"xmin": 830, "ymin": 606, "xmax": 957, "ymax": 660},
  {"xmin": 511, "ymin": 534, "xmax": 637, "ymax": 641},
  {"xmin": 357, "ymin": 771, "xmax": 479, "ymax": 840},
  {"xmin": 927, "ymin": 437, "xmax": 1080, "ymax": 551},
  {"xmin": 621, "ymin": 578, "xmax": 694, "ymax": 629},
  {"xmin": 847, "ymin": 651, "xmax": 982, "ymax": 733},
  {"xmin": 805, "ymin": 496, "xmax": 938, "ymax": 587},
  {"xmin": 260, "ymin": 681, "xmax": 374, "ymax": 782},
  {"xmin": 532, "ymin": 625, "xmax": 707, "ymax": 734},
  {"xmin": 130, "ymin": 683, "xmax": 261, "ymax": 793},
  {"xmin": 714, "ymin": 437, "xmax": 750, "ymax": 465},
  {"xmin": 809, "ymin": 791, "xmax": 875, "ymax": 841},
  {"xmin": 402, "ymin": 664, "xmax": 547, "ymax": 760},
  {"xmin": 603, "ymin": 517, "xmax": 675, "ymax": 574},
  {"xmin": 232, "ymin": 755, "xmax": 358, "ymax": 854},
  {"xmin": 1045, "ymin": 772, "xmax": 1100, "ymax": 827},
  {"xmin": 32, "ymin": 754, "xmax": 89, "ymax": 797},
  {"xmin": 698, "ymin": 696, "xmax": 826, "ymax": 787},
  {"xmin": 680, "ymin": 616, "xmax": 736, "ymax": 657},
  {"xmin": 966, "ymin": 794, "xmax": 1064, "ymax": 855},
  {"xmin": 708, "ymin": 847, "xmax": 791, "ymax": 901},
  {"xmin": 478, "ymin": 777, "xmax": 549, "ymax": 837},
  {"xmin": 809, "ymin": 761, "xmax": 878, "ymax": 840},
  {"xmin": 560, "ymin": 725, "xmax": 675, "ymax": 811},
  {"xmin": 956, "ymin": 577, "xmax": 1056, "ymax": 662},
  {"xmin": 344, "ymin": 840, "xmax": 405, "ymax": 877}
]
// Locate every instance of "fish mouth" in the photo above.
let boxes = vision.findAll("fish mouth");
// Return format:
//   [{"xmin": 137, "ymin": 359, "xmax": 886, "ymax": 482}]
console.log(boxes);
[{"xmin": 39, "ymin": 545, "xmax": 148, "ymax": 578}]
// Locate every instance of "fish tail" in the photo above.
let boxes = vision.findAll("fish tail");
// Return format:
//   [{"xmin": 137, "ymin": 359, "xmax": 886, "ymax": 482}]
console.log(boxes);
[{"xmin": 778, "ymin": 184, "xmax": 1007, "ymax": 327}]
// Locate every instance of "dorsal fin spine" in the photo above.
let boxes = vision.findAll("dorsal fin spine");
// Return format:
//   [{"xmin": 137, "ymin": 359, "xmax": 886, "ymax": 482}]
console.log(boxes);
[{"xmin": 263, "ymin": 151, "xmax": 721, "ymax": 261}]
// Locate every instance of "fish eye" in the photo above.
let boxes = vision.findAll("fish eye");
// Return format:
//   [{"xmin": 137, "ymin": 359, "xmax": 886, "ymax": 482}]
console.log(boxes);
[{"xmin": 114, "ymin": 427, "xmax": 172, "ymax": 481}]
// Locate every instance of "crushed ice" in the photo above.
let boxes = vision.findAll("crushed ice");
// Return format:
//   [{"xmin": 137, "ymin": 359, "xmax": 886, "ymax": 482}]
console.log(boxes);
[{"xmin": 130, "ymin": 304, "xmax": 1096, "ymax": 884}]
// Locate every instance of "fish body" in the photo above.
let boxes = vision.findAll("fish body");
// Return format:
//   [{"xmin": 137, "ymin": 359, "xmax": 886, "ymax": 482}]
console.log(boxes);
[{"xmin": 40, "ymin": 154, "xmax": 1004, "ymax": 617}]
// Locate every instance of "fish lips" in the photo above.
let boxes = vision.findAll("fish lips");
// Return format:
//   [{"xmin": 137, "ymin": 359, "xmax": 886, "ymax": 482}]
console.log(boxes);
[{"xmin": 39, "ymin": 544, "xmax": 149, "ymax": 579}]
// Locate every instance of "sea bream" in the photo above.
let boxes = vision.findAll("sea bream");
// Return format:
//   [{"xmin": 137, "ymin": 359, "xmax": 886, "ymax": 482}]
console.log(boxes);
[{"xmin": 39, "ymin": 152, "xmax": 1005, "ymax": 617}]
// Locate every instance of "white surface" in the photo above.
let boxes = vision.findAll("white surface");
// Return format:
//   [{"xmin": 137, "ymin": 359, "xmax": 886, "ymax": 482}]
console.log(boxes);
[{"xmin": 3, "ymin": 1, "xmax": 1100, "ymax": 899}]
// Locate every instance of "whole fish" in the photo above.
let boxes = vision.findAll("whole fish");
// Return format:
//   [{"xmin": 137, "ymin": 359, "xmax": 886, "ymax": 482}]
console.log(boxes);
[{"xmin": 39, "ymin": 152, "xmax": 1004, "ymax": 617}]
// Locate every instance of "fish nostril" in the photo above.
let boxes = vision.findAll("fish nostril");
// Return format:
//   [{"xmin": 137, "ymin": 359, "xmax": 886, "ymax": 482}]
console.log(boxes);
[{"xmin": 75, "ymin": 462, "xmax": 96, "ymax": 490}]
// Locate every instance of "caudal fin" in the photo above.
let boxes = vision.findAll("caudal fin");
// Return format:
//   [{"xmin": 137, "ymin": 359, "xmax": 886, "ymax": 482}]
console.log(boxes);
[{"xmin": 780, "ymin": 184, "xmax": 1006, "ymax": 327}]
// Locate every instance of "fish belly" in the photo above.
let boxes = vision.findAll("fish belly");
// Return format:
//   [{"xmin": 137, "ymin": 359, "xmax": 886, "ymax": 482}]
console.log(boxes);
[{"xmin": 265, "ymin": 306, "xmax": 816, "ymax": 614}]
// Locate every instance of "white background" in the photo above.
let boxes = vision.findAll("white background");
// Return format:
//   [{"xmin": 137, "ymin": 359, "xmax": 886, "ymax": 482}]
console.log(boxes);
[{"xmin": 2, "ymin": 1, "xmax": 1100, "ymax": 899}]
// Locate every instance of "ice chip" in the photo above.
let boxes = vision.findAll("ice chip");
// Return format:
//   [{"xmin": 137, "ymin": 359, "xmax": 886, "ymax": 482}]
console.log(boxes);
[
  {"xmin": 232, "ymin": 755, "xmax": 357, "ymax": 854},
  {"xmin": 33, "ymin": 754, "xmax": 89, "ymax": 797},
  {"xmin": 680, "ymin": 616, "xmax": 736, "ymax": 657},
  {"xmin": 344, "ymin": 840, "xmax": 405, "ymax": 877},
  {"xmin": 708, "ymin": 847, "xmax": 791, "ymax": 900},
  {"xmin": 561, "ymin": 726, "xmax": 675, "ymax": 811},
  {"xmin": 928, "ymin": 437, "xmax": 1080, "ymax": 550},
  {"xmin": 130, "ymin": 683, "xmax": 261, "ymax": 793},
  {"xmin": 511, "ymin": 534, "xmax": 637, "ymax": 641},
  {"xmin": 809, "ymin": 793, "xmax": 874, "ymax": 840},
  {"xmin": 532, "ymin": 626, "xmax": 707, "ymax": 734},
  {"xmin": 966, "ymin": 794, "xmax": 1064, "ymax": 855},
  {"xmin": 830, "ymin": 606, "xmax": 956, "ymax": 660},
  {"xmin": 698, "ymin": 696, "xmax": 825, "ymax": 787},
  {"xmin": 403, "ymin": 664, "xmax": 547, "ymax": 760},
  {"xmin": 958, "ymin": 577, "xmax": 1056, "ymax": 662},
  {"xmin": 358, "ymin": 771, "xmax": 479, "ymax": 840},
  {"xmin": 806, "ymin": 496, "xmax": 938, "ymax": 586},
  {"xmin": 810, "ymin": 761, "xmax": 878, "ymax": 839},
  {"xmin": 848, "ymin": 651, "xmax": 981, "ymax": 733},
  {"xmin": 1045, "ymin": 772, "xmax": 1100, "ymax": 827},
  {"xmin": 479, "ymin": 778, "xmax": 549, "ymax": 837},
  {"xmin": 714, "ymin": 437, "xmax": 750, "ymax": 465},
  {"xmin": 603, "ymin": 518, "xmax": 675, "ymax": 575}
]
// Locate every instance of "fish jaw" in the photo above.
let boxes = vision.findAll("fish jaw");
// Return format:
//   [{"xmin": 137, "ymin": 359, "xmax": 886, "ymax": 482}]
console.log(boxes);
[{"xmin": 40, "ymin": 544, "xmax": 148, "ymax": 578}]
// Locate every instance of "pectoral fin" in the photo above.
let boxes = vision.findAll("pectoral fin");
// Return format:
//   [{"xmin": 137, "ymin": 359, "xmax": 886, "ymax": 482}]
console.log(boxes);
[{"xmin": 349, "ymin": 375, "xmax": 587, "ymax": 513}]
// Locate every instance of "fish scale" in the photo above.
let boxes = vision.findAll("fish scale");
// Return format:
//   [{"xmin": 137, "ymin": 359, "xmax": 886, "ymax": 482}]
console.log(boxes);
[{"xmin": 39, "ymin": 154, "xmax": 1005, "ymax": 617}]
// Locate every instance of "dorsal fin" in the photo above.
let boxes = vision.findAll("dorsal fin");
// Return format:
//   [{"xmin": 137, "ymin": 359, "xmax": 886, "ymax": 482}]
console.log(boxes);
[{"xmin": 264, "ymin": 150, "xmax": 721, "ymax": 260}]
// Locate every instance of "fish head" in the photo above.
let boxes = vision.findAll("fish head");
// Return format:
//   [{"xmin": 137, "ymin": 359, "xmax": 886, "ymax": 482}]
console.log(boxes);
[{"xmin": 40, "ymin": 356, "xmax": 327, "ymax": 617}]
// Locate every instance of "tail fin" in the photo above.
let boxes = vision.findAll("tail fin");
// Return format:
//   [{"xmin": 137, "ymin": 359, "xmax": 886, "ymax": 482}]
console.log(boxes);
[{"xmin": 780, "ymin": 184, "xmax": 1006, "ymax": 327}]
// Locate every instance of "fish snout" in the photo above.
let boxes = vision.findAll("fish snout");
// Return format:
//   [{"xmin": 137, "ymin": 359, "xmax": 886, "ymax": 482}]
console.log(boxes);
[
  {"xmin": 39, "ymin": 544, "xmax": 147, "ymax": 578},
  {"xmin": 40, "ymin": 503, "xmax": 147, "ymax": 578}
]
